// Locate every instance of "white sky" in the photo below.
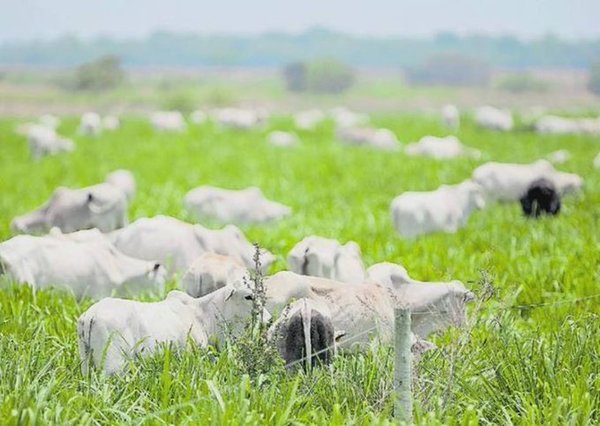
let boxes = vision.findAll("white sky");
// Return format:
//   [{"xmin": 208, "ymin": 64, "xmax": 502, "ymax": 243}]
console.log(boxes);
[{"xmin": 1, "ymin": 0, "xmax": 599, "ymax": 42}]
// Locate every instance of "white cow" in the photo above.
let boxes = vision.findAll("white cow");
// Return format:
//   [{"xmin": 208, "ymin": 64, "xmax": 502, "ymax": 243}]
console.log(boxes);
[
  {"xmin": 0, "ymin": 230, "xmax": 166, "ymax": 300},
  {"xmin": 11, "ymin": 179, "xmax": 129, "ymax": 234},
  {"xmin": 108, "ymin": 215, "xmax": 275, "ymax": 276},
  {"xmin": 39, "ymin": 114, "xmax": 60, "ymax": 130},
  {"xmin": 366, "ymin": 262, "xmax": 475, "ymax": 338},
  {"xmin": 20, "ymin": 124, "xmax": 74, "ymax": 160},
  {"xmin": 390, "ymin": 180, "xmax": 486, "ymax": 238},
  {"xmin": 184, "ymin": 186, "xmax": 291, "ymax": 225},
  {"xmin": 105, "ymin": 169, "xmax": 136, "ymax": 202},
  {"xmin": 337, "ymin": 127, "xmax": 400, "ymax": 151},
  {"xmin": 546, "ymin": 149, "xmax": 571, "ymax": 165},
  {"xmin": 265, "ymin": 271, "xmax": 470, "ymax": 347},
  {"xmin": 330, "ymin": 107, "xmax": 369, "ymax": 129},
  {"xmin": 294, "ymin": 109, "xmax": 326, "ymax": 131},
  {"xmin": 475, "ymin": 106, "xmax": 514, "ymax": 131},
  {"xmin": 212, "ymin": 108, "xmax": 267, "ymax": 130},
  {"xmin": 441, "ymin": 104, "xmax": 460, "ymax": 131},
  {"xmin": 150, "ymin": 111, "xmax": 186, "ymax": 132},
  {"xmin": 267, "ymin": 131, "xmax": 299, "ymax": 147},
  {"xmin": 472, "ymin": 160, "xmax": 583, "ymax": 202},
  {"xmin": 79, "ymin": 112, "xmax": 103, "ymax": 136},
  {"xmin": 182, "ymin": 253, "xmax": 248, "ymax": 298},
  {"xmin": 405, "ymin": 135, "xmax": 480, "ymax": 160},
  {"xmin": 287, "ymin": 236, "xmax": 366, "ymax": 285},
  {"xmin": 78, "ymin": 284, "xmax": 269, "ymax": 374},
  {"xmin": 535, "ymin": 115, "xmax": 600, "ymax": 136}
]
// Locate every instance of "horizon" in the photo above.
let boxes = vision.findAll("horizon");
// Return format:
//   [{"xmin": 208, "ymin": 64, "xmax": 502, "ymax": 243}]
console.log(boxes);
[{"xmin": 1, "ymin": 0, "xmax": 599, "ymax": 43}]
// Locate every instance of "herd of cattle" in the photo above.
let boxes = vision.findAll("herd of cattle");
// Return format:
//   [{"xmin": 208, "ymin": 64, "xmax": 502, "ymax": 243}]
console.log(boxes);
[{"xmin": 1, "ymin": 103, "xmax": 593, "ymax": 374}]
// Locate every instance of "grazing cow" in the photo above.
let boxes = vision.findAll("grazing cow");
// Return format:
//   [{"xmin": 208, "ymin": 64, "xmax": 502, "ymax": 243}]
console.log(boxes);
[
  {"xmin": 288, "ymin": 236, "xmax": 366, "ymax": 285},
  {"xmin": 0, "ymin": 229, "xmax": 166, "ymax": 300},
  {"xmin": 108, "ymin": 215, "xmax": 275, "ymax": 276},
  {"xmin": 520, "ymin": 178, "xmax": 561, "ymax": 218},
  {"xmin": 79, "ymin": 112, "xmax": 103, "ymax": 136},
  {"xmin": 546, "ymin": 149, "xmax": 571, "ymax": 165},
  {"xmin": 337, "ymin": 127, "xmax": 400, "ymax": 151},
  {"xmin": 330, "ymin": 107, "xmax": 369, "ymax": 129},
  {"xmin": 182, "ymin": 253, "xmax": 248, "ymax": 298},
  {"xmin": 20, "ymin": 124, "xmax": 74, "ymax": 160},
  {"xmin": 265, "ymin": 271, "xmax": 467, "ymax": 348},
  {"xmin": 405, "ymin": 135, "xmax": 480, "ymax": 160},
  {"xmin": 77, "ymin": 284, "xmax": 270, "ymax": 374},
  {"xmin": 535, "ymin": 115, "xmax": 600, "ymax": 136},
  {"xmin": 269, "ymin": 298, "xmax": 338, "ymax": 369},
  {"xmin": 267, "ymin": 131, "xmax": 299, "ymax": 147},
  {"xmin": 390, "ymin": 180, "xmax": 486, "ymax": 238},
  {"xmin": 475, "ymin": 106, "xmax": 514, "ymax": 131},
  {"xmin": 104, "ymin": 169, "xmax": 136, "ymax": 202},
  {"xmin": 184, "ymin": 186, "xmax": 291, "ymax": 225},
  {"xmin": 211, "ymin": 108, "xmax": 267, "ymax": 130},
  {"xmin": 103, "ymin": 115, "xmax": 120, "ymax": 131},
  {"xmin": 294, "ymin": 109, "xmax": 326, "ymax": 130},
  {"xmin": 150, "ymin": 111, "xmax": 186, "ymax": 132},
  {"xmin": 441, "ymin": 104, "xmax": 460, "ymax": 131},
  {"xmin": 535, "ymin": 115, "xmax": 580, "ymax": 135},
  {"xmin": 11, "ymin": 179, "xmax": 129, "ymax": 234},
  {"xmin": 39, "ymin": 114, "xmax": 60, "ymax": 130},
  {"xmin": 366, "ymin": 262, "xmax": 476, "ymax": 337},
  {"xmin": 472, "ymin": 160, "xmax": 583, "ymax": 202}
]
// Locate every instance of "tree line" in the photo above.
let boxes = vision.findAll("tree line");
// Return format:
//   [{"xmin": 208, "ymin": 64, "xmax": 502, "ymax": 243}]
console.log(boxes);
[{"xmin": 1, "ymin": 28, "xmax": 599, "ymax": 69}]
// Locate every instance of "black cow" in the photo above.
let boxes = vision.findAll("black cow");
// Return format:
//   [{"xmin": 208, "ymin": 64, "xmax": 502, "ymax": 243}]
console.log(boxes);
[{"xmin": 520, "ymin": 178, "xmax": 561, "ymax": 218}]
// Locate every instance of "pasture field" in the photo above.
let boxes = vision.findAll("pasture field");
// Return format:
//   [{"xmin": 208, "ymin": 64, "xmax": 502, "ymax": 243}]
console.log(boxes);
[{"xmin": 0, "ymin": 114, "xmax": 599, "ymax": 425}]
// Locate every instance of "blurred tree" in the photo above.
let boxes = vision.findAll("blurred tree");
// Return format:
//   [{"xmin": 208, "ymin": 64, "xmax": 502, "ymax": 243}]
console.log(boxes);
[
  {"xmin": 282, "ymin": 62, "xmax": 307, "ymax": 92},
  {"xmin": 306, "ymin": 59, "xmax": 355, "ymax": 94},
  {"xmin": 588, "ymin": 62, "xmax": 600, "ymax": 96},
  {"xmin": 406, "ymin": 53, "xmax": 491, "ymax": 87},
  {"xmin": 496, "ymin": 72, "xmax": 548, "ymax": 93},
  {"xmin": 71, "ymin": 55, "xmax": 125, "ymax": 91}
]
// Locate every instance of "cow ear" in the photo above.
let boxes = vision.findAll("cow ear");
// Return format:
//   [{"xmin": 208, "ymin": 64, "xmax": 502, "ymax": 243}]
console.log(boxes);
[
  {"xmin": 224, "ymin": 288, "xmax": 235, "ymax": 301},
  {"xmin": 334, "ymin": 330, "xmax": 347, "ymax": 342}
]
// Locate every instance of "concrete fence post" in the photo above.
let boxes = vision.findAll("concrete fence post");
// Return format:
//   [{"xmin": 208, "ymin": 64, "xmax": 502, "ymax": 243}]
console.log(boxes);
[{"xmin": 394, "ymin": 308, "xmax": 412, "ymax": 424}]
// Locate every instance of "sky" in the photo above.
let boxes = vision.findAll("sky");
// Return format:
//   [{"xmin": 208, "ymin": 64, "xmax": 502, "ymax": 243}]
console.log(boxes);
[{"xmin": 1, "ymin": 0, "xmax": 599, "ymax": 42}]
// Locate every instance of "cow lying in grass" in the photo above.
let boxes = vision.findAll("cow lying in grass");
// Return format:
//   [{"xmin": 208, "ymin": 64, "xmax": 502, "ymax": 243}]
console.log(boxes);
[
  {"xmin": 0, "ymin": 228, "xmax": 166, "ymax": 300},
  {"xmin": 108, "ymin": 215, "xmax": 275, "ymax": 276},
  {"xmin": 390, "ymin": 180, "xmax": 486, "ymax": 238},
  {"xmin": 78, "ymin": 283, "xmax": 269, "ymax": 374},
  {"xmin": 11, "ymin": 170, "xmax": 134, "ymax": 234},
  {"xmin": 287, "ymin": 236, "xmax": 366, "ymax": 284}
]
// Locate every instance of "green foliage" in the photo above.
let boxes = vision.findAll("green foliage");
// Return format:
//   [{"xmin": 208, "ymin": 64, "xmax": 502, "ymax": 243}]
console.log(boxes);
[
  {"xmin": 588, "ymin": 62, "xmax": 600, "ymax": 95},
  {"xmin": 495, "ymin": 73, "xmax": 549, "ymax": 93},
  {"xmin": 282, "ymin": 59, "xmax": 355, "ymax": 94},
  {"xmin": 306, "ymin": 59, "xmax": 355, "ymax": 94},
  {"xmin": 2, "ymin": 30, "xmax": 600, "ymax": 69},
  {"xmin": 282, "ymin": 62, "xmax": 307, "ymax": 92},
  {"xmin": 406, "ymin": 53, "xmax": 491, "ymax": 87},
  {"xmin": 0, "ymin": 113, "xmax": 599, "ymax": 423},
  {"xmin": 161, "ymin": 90, "xmax": 196, "ymax": 114},
  {"xmin": 231, "ymin": 245, "xmax": 284, "ymax": 378},
  {"xmin": 67, "ymin": 55, "xmax": 125, "ymax": 91}
]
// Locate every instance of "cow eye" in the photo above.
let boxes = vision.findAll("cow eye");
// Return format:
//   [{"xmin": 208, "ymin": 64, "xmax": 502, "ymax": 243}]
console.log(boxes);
[{"xmin": 244, "ymin": 294, "xmax": 254, "ymax": 301}]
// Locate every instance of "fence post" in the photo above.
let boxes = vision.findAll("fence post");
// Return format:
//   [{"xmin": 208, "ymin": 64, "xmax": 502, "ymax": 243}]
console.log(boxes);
[{"xmin": 394, "ymin": 308, "xmax": 412, "ymax": 424}]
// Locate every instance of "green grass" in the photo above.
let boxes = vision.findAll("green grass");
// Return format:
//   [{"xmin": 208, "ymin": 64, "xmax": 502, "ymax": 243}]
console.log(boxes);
[{"xmin": 0, "ymin": 114, "xmax": 599, "ymax": 425}]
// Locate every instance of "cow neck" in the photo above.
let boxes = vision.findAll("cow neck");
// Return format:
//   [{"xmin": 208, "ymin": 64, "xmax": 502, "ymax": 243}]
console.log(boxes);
[{"xmin": 193, "ymin": 288, "xmax": 227, "ymax": 336}]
